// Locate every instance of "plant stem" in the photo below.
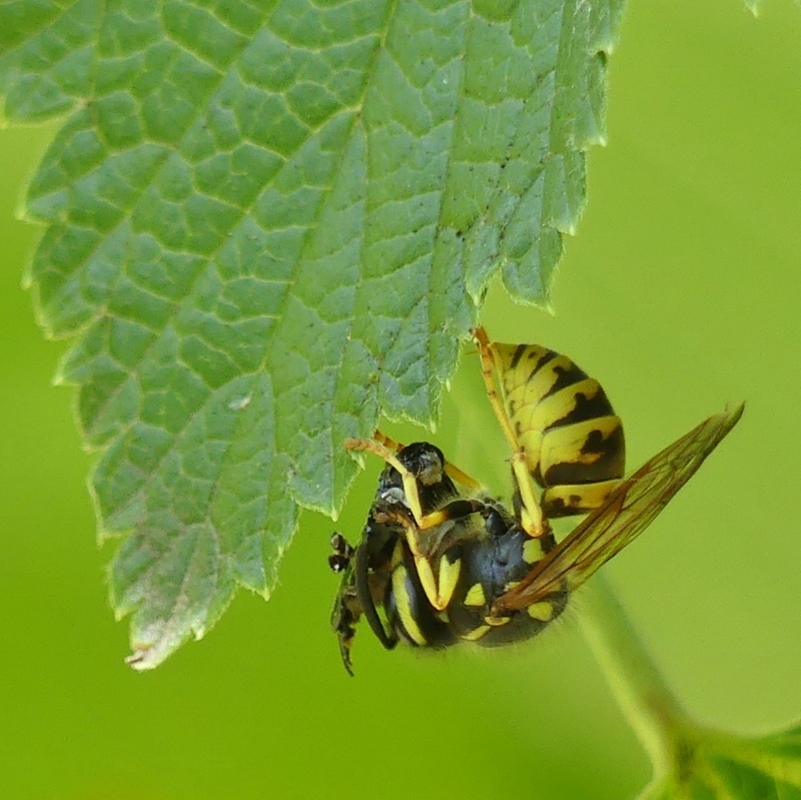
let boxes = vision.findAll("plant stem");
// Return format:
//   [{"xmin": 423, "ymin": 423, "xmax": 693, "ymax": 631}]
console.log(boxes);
[{"xmin": 578, "ymin": 575, "xmax": 686, "ymax": 776}]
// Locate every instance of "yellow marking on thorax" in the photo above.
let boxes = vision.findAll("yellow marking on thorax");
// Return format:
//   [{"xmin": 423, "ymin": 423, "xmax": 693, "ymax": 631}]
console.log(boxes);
[
  {"xmin": 504, "ymin": 579, "xmax": 522, "ymax": 591},
  {"xmin": 523, "ymin": 538, "xmax": 544, "ymax": 564},
  {"xmin": 485, "ymin": 616, "xmax": 511, "ymax": 627},
  {"xmin": 463, "ymin": 582, "xmax": 486, "ymax": 607},
  {"xmin": 526, "ymin": 602, "xmax": 554, "ymax": 622},
  {"xmin": 391, "ymin": 567, "xmax": 427, "ymax": 645},
  {"xmin": 461, "ymin": 624, "xmax": 491, "ymax": 641}
]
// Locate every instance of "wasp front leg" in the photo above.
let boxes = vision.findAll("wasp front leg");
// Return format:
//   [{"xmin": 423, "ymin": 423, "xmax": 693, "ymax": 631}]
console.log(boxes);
[
  {"xmin": 344, "ymin": 437, "xmax": 486, "ymax": 533},
  {"xmin": 345, "ymin": 437, "xmax": 487, "ymax": 611},
  {"xmin": 472, "ymin": 327, "xmax": 548, "ymax": 539},
  {"xmin": 345, "ymin": 438, "xmax": 430, "ymax": 524},
  {"xmin": 371, "ymin": 506, "xmax": 460, "ymax": 614},
  {"xmin": 371, "ymin": 430, "xmax": 482, "ymax": 491}
]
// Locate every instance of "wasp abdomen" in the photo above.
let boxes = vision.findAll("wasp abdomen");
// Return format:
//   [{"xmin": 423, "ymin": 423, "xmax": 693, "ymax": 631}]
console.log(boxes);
[{"xmin": 493, "ymin": 343, "xmax": 625, "ymax": 518}]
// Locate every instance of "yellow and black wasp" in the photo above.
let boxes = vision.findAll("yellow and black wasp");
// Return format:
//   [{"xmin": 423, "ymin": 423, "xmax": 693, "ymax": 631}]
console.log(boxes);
[{"xmin": 330, "ymin": 327, "xmax": 743, "ymax": 674}]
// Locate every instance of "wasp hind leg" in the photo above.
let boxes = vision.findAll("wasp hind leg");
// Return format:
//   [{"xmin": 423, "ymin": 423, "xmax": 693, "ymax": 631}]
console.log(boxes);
[{"xmin": 472, "ymin": 327, "xmax": 547, "ymax": 539}]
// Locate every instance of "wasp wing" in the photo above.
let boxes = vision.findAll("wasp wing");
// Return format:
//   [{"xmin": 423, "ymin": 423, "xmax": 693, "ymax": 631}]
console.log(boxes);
[{"xmin": 493, "ymin": 405, "xmax": 744, "ymax": 614}]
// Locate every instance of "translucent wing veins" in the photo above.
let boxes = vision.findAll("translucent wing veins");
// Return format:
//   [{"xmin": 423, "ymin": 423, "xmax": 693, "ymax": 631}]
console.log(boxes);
[{"xmin": 493, "ymin": 404, "xmax": 745, "ymax": 614}]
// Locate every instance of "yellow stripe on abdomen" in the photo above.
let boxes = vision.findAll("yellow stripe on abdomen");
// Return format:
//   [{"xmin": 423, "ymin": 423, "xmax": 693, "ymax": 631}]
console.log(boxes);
[
  {"xmin": 504, "ymin": 355, "xmax": 576, "ymax": 413},
  {"xmin": 515, "ymin": 379, "xmax": 608, "ymax": 474},
  {"xmin": 490, "ymin": 339, "xmax": 626, "ymax": 519},
  {"xmin": 542, "ymin": 479, "xmax": 621, "ymax": 516},
  {"xmin": 391, "ymin": 567, "xmax": 427, "ymax": 646}
]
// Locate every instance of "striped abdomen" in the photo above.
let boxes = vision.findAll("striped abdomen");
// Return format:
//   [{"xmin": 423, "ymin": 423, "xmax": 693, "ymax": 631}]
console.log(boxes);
[
  {"xmin": 384, "ymin": 508, "xmax": 568, "ymax": 649},
  {"xmin": 491, "ymin": 343, "xmax": 625, "ymax": 517}
]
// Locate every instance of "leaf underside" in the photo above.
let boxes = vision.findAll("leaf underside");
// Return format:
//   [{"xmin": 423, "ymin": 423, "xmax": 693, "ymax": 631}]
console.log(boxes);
[
  {"xmin": 638, "ymin": 722, "xmax": 801, "ymax": 800},
  {"xmin": 0, "ymin": 0, "xmax": 624, "ymax": 668}
]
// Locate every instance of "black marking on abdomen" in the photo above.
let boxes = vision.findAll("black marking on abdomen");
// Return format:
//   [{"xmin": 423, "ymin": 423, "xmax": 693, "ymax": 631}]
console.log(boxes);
[
  {"xmin": 542, "ymin": 425, "xmax": 625, "ymax": 486},
  {"xmin": 581, "ymin": 428, "xmax": 612, "ymax": 455},
  {"xmin": 541, "ymin": 362, "xmax": 588, "ymax": 400},
  {"xmin": 544, "ymin": 389, "xmax": 615, "ymax": 433},
  {"xmin": 509, "ymin": 344, "xmax": 528, "ymax": 369},
  {"xmin": 526, "ymin": 349, "xmax": 557, "ymax": 383}
]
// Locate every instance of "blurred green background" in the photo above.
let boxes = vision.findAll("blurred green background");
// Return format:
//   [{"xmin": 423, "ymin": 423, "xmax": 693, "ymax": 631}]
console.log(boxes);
[{"xmin": 2, "ymin": 1, "xmax": 800, "ymax": 798}]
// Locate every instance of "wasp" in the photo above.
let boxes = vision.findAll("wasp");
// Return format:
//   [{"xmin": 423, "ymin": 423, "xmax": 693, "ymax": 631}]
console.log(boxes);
[{"xmin": 330, "ymin": 327, "xmax": 743, "ymax": 674}]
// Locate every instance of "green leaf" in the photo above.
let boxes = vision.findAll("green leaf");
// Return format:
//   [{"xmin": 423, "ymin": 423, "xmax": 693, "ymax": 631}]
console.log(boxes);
[
  {"xmin": 0, "ymin": 0, "xmax": 624, "ymax": 668},
  {"xmin": 638, "ymin": 722, "xmax": 801, "ymax": 800}
]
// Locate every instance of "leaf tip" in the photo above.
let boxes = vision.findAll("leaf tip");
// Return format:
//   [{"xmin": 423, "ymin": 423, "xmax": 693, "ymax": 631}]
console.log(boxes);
[
  {"xmin": 125, "ymin": 626, "xmax": 204, "ymax": 671},
  {"xmin": 125, "ymin": 647, "xmax": 157, "ymax": 672}
]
